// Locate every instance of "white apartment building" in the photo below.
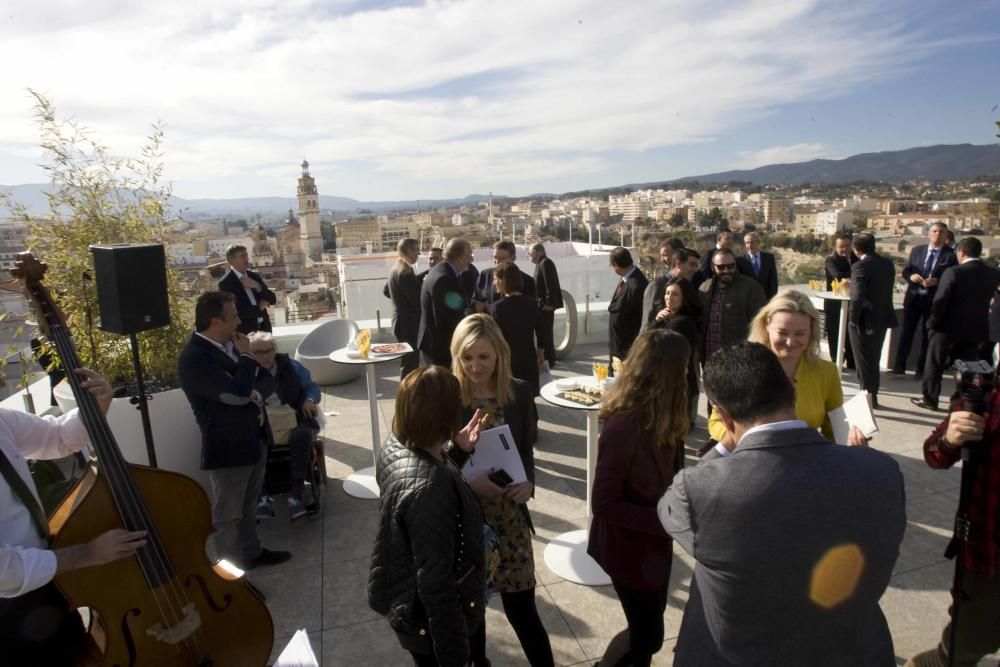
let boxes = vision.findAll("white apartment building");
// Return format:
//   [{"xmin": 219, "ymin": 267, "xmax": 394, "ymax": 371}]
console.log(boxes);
[{"xmin": 814, "ymin": 209, "xmax": 854, "ymax": 235}]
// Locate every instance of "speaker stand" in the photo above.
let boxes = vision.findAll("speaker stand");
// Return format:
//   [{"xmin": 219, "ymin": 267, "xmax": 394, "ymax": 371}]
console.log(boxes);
[{"xmin": 128, "ymin": 332, "xmax": 158, "ymax": 468}]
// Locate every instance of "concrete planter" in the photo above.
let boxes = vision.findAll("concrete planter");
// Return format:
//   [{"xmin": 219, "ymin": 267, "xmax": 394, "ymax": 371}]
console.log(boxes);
[{"xmin": 53, "ymin": 382, "xmax": 209, "ymax": 493}]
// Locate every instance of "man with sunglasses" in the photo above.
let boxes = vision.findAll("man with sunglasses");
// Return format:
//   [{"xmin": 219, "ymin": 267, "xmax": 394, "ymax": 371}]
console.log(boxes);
[{"xmin": 698, "ymin": 248, "xmax": 766, "ymax": 364}]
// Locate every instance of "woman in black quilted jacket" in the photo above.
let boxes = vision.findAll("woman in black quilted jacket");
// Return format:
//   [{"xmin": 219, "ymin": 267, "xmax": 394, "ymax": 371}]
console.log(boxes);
[
  {"xmin": 450, "ymin": 315, "xmax": 554, "ymax": 667},
  {"xmin": 368, "ymin": 366, "xmax": 491, "ymax": 667}
]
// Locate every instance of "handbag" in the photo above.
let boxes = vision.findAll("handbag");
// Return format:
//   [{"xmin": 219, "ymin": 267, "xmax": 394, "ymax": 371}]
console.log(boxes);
[{"xmin": 267, "ymin": 404, "xmax": 299, "ymax": 445}]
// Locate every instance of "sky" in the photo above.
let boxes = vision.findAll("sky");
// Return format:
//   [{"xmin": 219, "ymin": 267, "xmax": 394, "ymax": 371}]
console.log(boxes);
[{"xmin": 0, "ymin": 0, "xmax": 998, "ymax": 202}]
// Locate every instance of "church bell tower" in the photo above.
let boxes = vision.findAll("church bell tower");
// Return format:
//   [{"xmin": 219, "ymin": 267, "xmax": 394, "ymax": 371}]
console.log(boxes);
[{"xmin": 297, "ymin": 160, "xmax": 324, "ymax": 261}]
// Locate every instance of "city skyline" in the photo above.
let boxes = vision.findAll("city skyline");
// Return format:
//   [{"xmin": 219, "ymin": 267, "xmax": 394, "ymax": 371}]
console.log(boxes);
[{"xmin": 0, "ymin": 0, "xmax": 998, "ymax": 201}]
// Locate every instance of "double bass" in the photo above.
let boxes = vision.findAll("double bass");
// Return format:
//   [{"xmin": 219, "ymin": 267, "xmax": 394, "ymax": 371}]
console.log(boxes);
[{"xmin": 13, "ymin": 253, "xmax": 274, "ymax": 666}]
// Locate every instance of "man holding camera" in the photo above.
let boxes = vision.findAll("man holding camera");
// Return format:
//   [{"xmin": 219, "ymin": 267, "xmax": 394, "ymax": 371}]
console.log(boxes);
[{"xmin": 907, "ymin": 387, "xmax": 1000, "ymax": 666}]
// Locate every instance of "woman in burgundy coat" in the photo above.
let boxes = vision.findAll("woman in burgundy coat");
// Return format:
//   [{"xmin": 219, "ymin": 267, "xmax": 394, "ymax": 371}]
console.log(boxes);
[{"xmin": 587, "ymin": 329, "xmax": 690, "ymax": 666}]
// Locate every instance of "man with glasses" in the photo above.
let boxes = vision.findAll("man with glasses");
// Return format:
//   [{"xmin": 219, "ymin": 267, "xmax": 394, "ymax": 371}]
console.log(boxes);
[
  {"xmin": 248, "ymin": 332, "xmax": 321, "ymax": 521},
  {"xmin": 698, "ymin": 248, "xmax": 766, "ymax": 363}
]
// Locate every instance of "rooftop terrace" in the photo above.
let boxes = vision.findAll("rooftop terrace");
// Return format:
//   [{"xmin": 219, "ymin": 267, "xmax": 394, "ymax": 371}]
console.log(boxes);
[{"xmin": 255, "ymin": 340, "xmax": 997, "ymax": 666}]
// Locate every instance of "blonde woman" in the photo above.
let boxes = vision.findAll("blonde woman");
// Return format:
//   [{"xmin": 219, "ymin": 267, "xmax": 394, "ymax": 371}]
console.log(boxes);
[
  {"xmin": 449, "ymin": 314, "xmax": 553, "ymax": 667},
  {"xmin": 706, "ymin": 289, "xmax": 865, "ymax": 447},
  {"xmin": 588, "ymin": 329, "xmax": 690, "ymax": 666}
]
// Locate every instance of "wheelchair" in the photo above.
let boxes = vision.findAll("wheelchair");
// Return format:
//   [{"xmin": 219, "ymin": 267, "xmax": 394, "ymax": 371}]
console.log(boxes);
[{"xmin": 263, "ymin": 431, "xmax": 328, "ymax": 516}]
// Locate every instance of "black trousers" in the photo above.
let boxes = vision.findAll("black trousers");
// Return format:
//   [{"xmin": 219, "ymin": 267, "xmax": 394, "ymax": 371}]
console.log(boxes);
[
  {"xmin": 921, "ymin": 335, "xmax": 988, "ymax": 407},
  {"xmin": 538, "ymin": 309, "xmax": 556, "ymax": 366},
  {"xmin": 601, "ymin": 581, "xmax": 669, "ymax": 667},
  {"xmin": 849, "ymin": 324, "xmax": 887, "ymax": 397},
  {"xmin": 0, "ymin": 583, "xmax": 86, "ymax": 667},
  {"xmin": 894, "ymin": 298, "xmax": 931, "ymax": 373},
  {"xmin": 469, "ymin": 588, "xmax": 553, "ymax": 667},
  {"xmin": 400, "ymin": 350, "xmax": 420, "ymax": 379}
]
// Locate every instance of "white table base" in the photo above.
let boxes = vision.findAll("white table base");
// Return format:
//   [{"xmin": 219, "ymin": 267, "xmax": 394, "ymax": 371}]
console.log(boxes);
[
  {"xmin": 543, "ymin": 411, "xmax": 610, "ymax": 586},
  {"xmin": 836, "ymin": 298, "xmax": 849, "ymax": 373},
  {"xmin": 343, "ymin": 466, "xmax": 379, "ymax": 500}
]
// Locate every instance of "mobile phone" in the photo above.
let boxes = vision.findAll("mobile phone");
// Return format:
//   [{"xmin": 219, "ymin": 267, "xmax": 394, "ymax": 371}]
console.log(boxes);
[{"xmin": 488, "ymin": 469, "xmax": 514, "ymax": 487}]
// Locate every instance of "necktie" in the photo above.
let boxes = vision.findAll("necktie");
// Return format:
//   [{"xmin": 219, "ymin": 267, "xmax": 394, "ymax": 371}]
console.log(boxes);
[
  {"xmin": 923, "ymin": 248, "xmax": 937, "ymax": 277},
  {"xmin": 615, "ymin": 279, "xmax": 624, "ymax": 296},
  {"xmin": 752, "ymin": 254, "xmax": 760, "ymax": 276}
]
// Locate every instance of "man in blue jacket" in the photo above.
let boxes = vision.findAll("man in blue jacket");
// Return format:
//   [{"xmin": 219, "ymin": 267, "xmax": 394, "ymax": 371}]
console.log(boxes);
[
  {"xmin": 178, "ymin": 291, "xmax": 291, "ymax": 569},
  {"xmin": 249, "ymin": 332, "xmax": 322, "ymax": 521}
]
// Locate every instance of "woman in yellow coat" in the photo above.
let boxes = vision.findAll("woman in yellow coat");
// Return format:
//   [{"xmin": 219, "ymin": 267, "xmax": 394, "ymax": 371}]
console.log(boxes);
[{"xmin": 707, "ymin": 289, "xmax": 867, "ymax": 447}]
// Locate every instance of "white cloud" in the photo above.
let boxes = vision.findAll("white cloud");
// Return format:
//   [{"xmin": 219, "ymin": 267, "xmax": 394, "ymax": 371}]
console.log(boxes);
[
  {"xmin": 735, "ymin": 143, "xmax": 830, "ymax": 169},
  {"xmin": 0, "ymin": 0, "xmax": 951, "ymax": 199}
]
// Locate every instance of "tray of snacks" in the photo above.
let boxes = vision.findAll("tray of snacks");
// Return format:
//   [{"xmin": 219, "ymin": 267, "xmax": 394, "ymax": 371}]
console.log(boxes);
[
  {"xmin": 370, "ymin": 342, "xmax": 413, "ymax": 355},
  {"xmin": 558, "ymin": 384, "xmax": 603, "ymax": 407}
]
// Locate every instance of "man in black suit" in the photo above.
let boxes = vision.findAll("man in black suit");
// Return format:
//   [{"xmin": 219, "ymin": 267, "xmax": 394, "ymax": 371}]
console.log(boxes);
[
  {"xmin": 529, "ymin": 243, "xmax": 563, "ymax": 367},
  {"xmin": 177, "ymin": 291, "xmax": 291, "ymax": 569},
  {"xmin": 694, "ymin": 230, "xmax": 735, "ymax": 288},
  {"xmin": 848, "ymin": 234, "xmax": 899, "ymax": 408},
  {"xmin": 737, "ymin": 231, "xmax": 778, "ymax": 299},
  {"xmin": 824, "ymin": 233, "xmax": 857, "ymax": 369},
  {"xmin": 417, "ymin": 238, "xmax": 473, "ymax": 367},
  {"xmin": 472, "ymin": 240, "xmax": 535, "ymax": 312},
  {"xmin": 218, "ymin": 244, "xmax": 277, "ymax": 334},
  {"xmin": 386, "ymin": 237, "xmax": 422, "ymax": 379},
  {"xmin": 641, "ymin": 248, "xmax": 700, "ymax": 333},
  {"xmin": 890, "ymin": 222, "xmax": 956, "ymax": 378},
  {"xmin": 913, "ymin": 237, "xmax": 1000, "ymax": 410},
  {"xmin": 607, "ymin": 246, "xmax": 648, "ymax": 371}
]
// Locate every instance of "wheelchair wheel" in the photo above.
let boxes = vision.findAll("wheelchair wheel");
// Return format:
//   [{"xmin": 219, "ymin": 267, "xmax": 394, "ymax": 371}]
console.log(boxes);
[{"xmin": 306, "ymin": 439, "xmax": 327, "ymax": 514}]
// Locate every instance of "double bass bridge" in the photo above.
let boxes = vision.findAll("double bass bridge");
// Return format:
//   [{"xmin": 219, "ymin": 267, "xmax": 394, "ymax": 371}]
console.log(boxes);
[{"xmin": 144, "ymin": 602, "xmax": 203, "ymax": 645}]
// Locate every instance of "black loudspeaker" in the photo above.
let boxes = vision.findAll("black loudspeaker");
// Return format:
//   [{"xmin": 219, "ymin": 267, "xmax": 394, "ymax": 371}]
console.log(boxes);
[{"xmin": 90, "ymin": 243, "xmax": 171, "ymax": 335}]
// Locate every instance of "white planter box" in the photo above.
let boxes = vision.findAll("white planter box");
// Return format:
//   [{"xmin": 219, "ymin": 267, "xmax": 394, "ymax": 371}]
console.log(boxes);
[{"xmin": 54, "ymin": 383, "xmax": 210, "ymax": 493}]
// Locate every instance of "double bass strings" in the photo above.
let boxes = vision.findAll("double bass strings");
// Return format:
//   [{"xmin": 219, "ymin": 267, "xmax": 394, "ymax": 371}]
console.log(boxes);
[{"xmin": 37, "ymin": 286, "xmax": 207, "ymax": 659}]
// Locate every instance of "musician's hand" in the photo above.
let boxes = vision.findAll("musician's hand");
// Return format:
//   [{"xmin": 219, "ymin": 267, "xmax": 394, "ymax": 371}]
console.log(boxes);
[
  {"xmin": 74, "ymin": 368, "xmax": 113, "ymax": 415},
  {"xmin": 302, "ymin": 399, "xmax": 318, "ymax": 419},
  {"xmin": 944, "ymin": 411, "xmax": 985, "ymax": 448},
  {"xmin": 233, "ymin": 332, "xmax": 251, "ymax": 355},
  {"xmin": 239, "ymin": 276, "xmax": 258, "ymax": 290},
  {"xmin": 56, "ymin": 529, "xmax": 147, "ymax": 573}
]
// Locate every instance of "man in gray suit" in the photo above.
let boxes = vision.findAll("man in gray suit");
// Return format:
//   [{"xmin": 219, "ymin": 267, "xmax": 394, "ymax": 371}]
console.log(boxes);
[
  {"xmin": 848, "ymin": 233, "xmax": 899, "ymax": 409},
  {"xmin": 658, "ymin": 342, "xmax": 905, "ymax": 666}
]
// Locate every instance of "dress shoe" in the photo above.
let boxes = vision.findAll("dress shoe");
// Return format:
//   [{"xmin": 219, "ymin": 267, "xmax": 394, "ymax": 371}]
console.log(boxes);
[
  {"xmin": 913, "ymin": 371, "xmax": 924, "ymax": 380},
  {"xmin": 871, "ymin": 395, "xmax": 880, "ymax": 409},
  {"xmin": 910, "ymin": 397, "xmax": 939, "ymax": 412},
  {"xmin": 244, "ymin": 548, "xmax": 293, "ymax": 570},
  {"xmin": 887, "ymin": 368, "xmax": 906, "ymax": 376}
]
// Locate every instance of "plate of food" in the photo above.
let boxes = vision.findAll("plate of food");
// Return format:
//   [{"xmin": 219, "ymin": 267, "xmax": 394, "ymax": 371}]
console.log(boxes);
[
  {"xmin": 558, "ymin": 384, "xmax": 602, "ymax": 407},
  {"xmin": 370, "ymin": 342, "xmax": 412, "ymax": 355}
]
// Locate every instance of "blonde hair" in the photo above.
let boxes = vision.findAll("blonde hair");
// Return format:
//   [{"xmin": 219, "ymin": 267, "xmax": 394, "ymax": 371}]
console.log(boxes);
[
  {"xmin": 599, "ymin": 329, "xmax": 690, "ymax": 447},
  {"xmin": 748, "ymin": 289, "xmax": 822, "ymax": 364},
  {"xmin": 450, "ymin": 314, "xmax": 514, "ymax": 407}
]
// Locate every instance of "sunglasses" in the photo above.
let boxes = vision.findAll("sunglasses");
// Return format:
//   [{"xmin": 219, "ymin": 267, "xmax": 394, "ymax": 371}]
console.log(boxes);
[{"xmin": 713, "ymin": 263, "xmax": 737, "ymax": 271}]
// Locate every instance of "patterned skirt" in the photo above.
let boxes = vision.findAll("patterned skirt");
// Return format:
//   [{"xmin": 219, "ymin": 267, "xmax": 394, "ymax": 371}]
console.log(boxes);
[{"xmin": 481, "ymin": 495, "xmax": 536, "ymax": 593}]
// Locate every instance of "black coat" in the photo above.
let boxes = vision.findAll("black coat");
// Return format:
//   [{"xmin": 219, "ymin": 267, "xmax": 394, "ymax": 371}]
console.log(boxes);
[
  {"xmin": 849, "ymin": 253, "xmax": 898, "ymax": 331},
  {"xmin": 653, "ymin": 313, "xmax": 701, "ymax": 402},
  {"xmin": 218, "ymin": 268, "xmax": 276, "ymax": 334},
  {"xmin": 387, "ymin": 263, "xmax": 422, "ymax": 345},
  {"xmin": 177, "ymin": 333, "xmax": 275, "ymax": 469},
  {"xmin": 473, "ymin": 268, "xmax": 535, "ymax": 310},
  {"xmin": 368, "ymin": 439, "xmax": 485, "ymax": 666},
  {"xmin": 608, "ymin": 268, "xmax": 649, "ymax": 360},
  {"xmin": 737, "ymin": 251, "xmax": 779, "ymax": 299},
  {"xmin": 901, "ymin": 244, "xmax": 956, "ymax": 306},
  {"xmin": 492, "ymin": 296, "xmax": 542, "ymax": 395},
  {"xmin": 418, "ymin": 263, "xmax": 471, "ymax": 367},
  {"xmin": 824, "ymin": 253, "xmax": 856, "ymax": 288},
  {"xmin": 533, "ymin": 256, "xmax": 563, "ymax": 310},
  {"xmin": 929, "ymin": 259, "xmax": 1000, "ymax": 342}
]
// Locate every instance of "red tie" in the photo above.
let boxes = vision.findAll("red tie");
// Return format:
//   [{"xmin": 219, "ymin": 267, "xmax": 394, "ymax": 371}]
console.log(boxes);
[{"xmin": 615, "ymin": 280, "xmax": 624, "ymax": 296}]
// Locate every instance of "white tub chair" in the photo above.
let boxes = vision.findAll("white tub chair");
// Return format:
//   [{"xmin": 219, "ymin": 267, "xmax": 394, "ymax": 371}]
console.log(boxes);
[{"xmin": 294, "ymin": 319, "xmax": 363, "ymax": 386}]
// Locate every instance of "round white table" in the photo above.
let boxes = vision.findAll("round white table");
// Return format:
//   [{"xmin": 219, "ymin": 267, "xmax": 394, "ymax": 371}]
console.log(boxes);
[
  {"xmin": 539, "ymin": 376, "xmax": 611, "ymax": 586},
  {"xmin": 330, "ymin": 346, "xmax": 409, "ymax": 499},
  {"xmin": 816, "ymin": 291, "xmax": 850, "ymax": 373}
]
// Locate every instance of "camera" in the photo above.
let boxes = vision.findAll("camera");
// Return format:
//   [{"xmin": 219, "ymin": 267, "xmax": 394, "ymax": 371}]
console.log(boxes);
[{"xmin": 952, "ymin": 359, "xmax": 995, "ymax": 416}]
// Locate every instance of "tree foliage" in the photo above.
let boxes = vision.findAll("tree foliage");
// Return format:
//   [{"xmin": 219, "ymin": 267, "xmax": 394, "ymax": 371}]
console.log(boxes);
[{"xmin": 1, "ymin": 91, "xmax": 190, "ymax": 389}]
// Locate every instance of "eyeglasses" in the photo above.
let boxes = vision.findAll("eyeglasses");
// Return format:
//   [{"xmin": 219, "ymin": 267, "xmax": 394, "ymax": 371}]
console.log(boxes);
[{"xmin": 713, "ymin": 263, "xmax": 737, "ymax": 271}]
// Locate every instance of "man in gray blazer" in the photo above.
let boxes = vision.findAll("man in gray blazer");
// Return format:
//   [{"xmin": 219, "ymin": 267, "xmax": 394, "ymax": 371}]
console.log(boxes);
[{"xmin": 658, "ymin": 342, "xmax": 905, "ymax": 666}]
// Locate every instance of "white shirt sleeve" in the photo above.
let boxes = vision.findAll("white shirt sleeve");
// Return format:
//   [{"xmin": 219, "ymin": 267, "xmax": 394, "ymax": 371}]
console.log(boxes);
[
  {"xmin": 0, "ymin": 408, "xmax": 89, "ymax": 598},
  {"xmin": 657, "ymin": 470, "xmax": 695, "ymax": 555}
]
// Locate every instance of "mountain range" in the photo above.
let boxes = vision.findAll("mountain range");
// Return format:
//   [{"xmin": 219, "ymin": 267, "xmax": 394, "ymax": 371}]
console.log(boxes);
[{"xmin": 2, "ymin": 143, "xmax": 997, "ymax": 218}]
